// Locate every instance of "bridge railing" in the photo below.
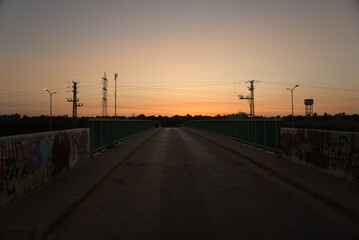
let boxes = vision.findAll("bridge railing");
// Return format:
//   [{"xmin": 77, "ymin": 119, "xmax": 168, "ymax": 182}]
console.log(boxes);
[
  {"xmin": 88, "ymin": 119, "xmax": 159, "ymax": 153},
  {"xmin": 184, "ymin": 119, "xmax": 283, "ymax": 153}
]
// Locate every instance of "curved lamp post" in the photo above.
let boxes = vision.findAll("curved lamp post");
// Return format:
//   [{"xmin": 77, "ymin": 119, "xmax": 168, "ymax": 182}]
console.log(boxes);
[
  {"xmin": 44, "ymin": 88, "xmax": 56, "ymax": 131},
  {"xmin": 286, "ymin": 85, "xmax": 299, "ymax": 128}
]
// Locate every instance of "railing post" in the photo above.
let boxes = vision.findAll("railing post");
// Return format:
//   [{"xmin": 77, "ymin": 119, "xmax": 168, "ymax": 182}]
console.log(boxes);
[
  {"xmin": 91, "ymin": 120, "xmax": 94, "ymax": 152},
  {"xmin": 254, "ymin": 120, "xmax": 257, "ymax": 145},
  {"xmin": 276, "ymin": 120, "xmax": 280, "ymax": 150},
  {"xmin": 100, "ymin": 121, "xmax": 103, "ymax": 148},
  {"xmin": 107, "ymin": 120, "xmax": 110, "ymax": 145},
  {"xmin": 264, "ymin": 120, "xmax": 267, "ymax": 148}
]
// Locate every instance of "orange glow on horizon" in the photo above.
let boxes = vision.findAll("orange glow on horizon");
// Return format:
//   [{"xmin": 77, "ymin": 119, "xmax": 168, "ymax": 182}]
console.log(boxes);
[{"xmin": 0, "ymin": 1, "xmax": 358, "ymax": 117}]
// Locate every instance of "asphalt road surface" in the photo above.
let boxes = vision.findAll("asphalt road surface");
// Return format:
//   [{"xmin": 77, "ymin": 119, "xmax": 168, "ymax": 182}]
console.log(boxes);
[{"xmin": 49, "ymin": 128, "xmax": 359, "ymax": 240}]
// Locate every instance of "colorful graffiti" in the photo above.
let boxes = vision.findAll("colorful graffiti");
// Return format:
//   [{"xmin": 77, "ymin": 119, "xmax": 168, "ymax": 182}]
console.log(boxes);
[
  {"xmin": 0, "ymin": 129, "xmax": 89, "ymax": 206},
  {"xmin": 281, "ymin": 128, "xmax": 359, "ymax": 181}
]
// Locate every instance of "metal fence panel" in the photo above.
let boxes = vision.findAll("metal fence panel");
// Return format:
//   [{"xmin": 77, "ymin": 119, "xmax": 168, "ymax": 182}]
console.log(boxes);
[
  {"xmin": 88, "ymin": 119, "xmax": 158, "ymax": 153},
  {"xmin": 184, "ymin": 119, "xmax": 283, "ymax": 153}
]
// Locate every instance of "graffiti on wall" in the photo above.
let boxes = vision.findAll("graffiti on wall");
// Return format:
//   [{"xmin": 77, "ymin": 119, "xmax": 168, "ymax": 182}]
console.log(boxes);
[
  {"xmin": 0, "ymin": 128, "xmax": 89, "ymax": 206},
  {"xmin": 281, "ymin": 128, "xmax": 359, "ymax": 181}
]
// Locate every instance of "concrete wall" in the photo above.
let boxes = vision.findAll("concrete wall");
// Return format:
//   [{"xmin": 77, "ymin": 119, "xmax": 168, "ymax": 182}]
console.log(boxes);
[
  {"xmin": 0, "ymin": 128, "xmax": 89, "ymax": 206},
  {"xmin": 281, "ymin": 128, "xmax": 359, "ymax": 181}
]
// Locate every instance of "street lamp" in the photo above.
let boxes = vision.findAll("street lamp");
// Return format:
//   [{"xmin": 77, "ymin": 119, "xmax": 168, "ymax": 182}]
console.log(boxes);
[
  {"xmin": 44, "ymin": 88, "xmax": 56, "ymax": 131},
  {"xmin": 286, "ymin": 85, "xmax": 299, "ymax": 128}
]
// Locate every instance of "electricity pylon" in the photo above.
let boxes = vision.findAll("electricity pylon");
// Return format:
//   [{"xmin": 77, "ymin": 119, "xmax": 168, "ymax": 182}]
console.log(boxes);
[
  {"xmin": 102, "ymin": 72, "xmax": 108, "ymax": 117},
  {"xmin": 67, "ymin": 81, "xmax": 83, "ymax": 128},
  {"xmin": 238, "ymin": 80, "xmax": 259, "ymax": 118}
]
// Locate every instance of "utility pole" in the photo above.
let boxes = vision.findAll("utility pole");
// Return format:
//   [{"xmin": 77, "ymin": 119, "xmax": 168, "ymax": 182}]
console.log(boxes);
[
  {"xmin": 286, "ymin": 85, "xmax": 299, "ymax": 128},
  {"xmin": 102, "ymin": 72, "xmax": 108, "ymax": 117},
  {"xmin": 67, "ymin": 81, "xmax": 83, "ymax": 128},
  {"xmin": 44, "ymin": 88, "xmax": 56, "ymax": 131},
  {"xmin": 114, "ymin": 73, "xmax": 118, "ymax": 118},
  {"xmin": 238, "ymin": 80, "xmax": 258, "ymax": 118}
]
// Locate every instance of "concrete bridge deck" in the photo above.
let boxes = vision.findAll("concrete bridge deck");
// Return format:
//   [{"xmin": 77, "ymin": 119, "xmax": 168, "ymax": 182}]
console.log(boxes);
[{"xmin": 0, "ymin": 127, "xmax": 358, "ymax": 239}]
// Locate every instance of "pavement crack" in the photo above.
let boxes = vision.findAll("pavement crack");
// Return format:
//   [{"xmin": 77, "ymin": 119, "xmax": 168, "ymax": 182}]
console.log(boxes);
[{"xmin": 110, "ymin": 177, "xmax": 126, "ymax": 185}]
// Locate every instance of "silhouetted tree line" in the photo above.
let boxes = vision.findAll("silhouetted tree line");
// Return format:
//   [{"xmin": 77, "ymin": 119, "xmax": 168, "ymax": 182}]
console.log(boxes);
[
  {"xmin": 0, "ymin": 114, "xmax": 88, "ymax": 137},
  {"xmin": 0, "ymin": 112, "xmax": 358, "ymax": 137}
]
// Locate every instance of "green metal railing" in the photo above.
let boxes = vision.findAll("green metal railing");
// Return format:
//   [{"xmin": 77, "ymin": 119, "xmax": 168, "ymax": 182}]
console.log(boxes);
[
  {"xmin": 88, "ymin": 119, "xmax": 159, "ymax": 153},
  {"xmin": 184, "ymin": 119, "xmax": 283, "ymax": 153}
]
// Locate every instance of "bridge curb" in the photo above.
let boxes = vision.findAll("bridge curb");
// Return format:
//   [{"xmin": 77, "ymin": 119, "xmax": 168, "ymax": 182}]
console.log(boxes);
[
  {"xmin": 0, "ymin": 128, "xmax": 161, "ymax": 240},
  {"xmin": 185, "ymin": 127, "xmax": 359, "ymax": 224}
]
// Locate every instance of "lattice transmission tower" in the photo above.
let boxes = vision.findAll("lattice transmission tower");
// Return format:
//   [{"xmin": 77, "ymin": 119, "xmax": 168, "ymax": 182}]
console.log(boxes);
[
  {"xmin": 238, "ymin": 80, "xmax": 259, "ymax": 118},
  {"xmin": 67, "ymin": 81, "xmax": 83, "ymax": 128},
  {"xmin": 102, "ymin": 72, "xmax": 108, "ymax": 117},
  {"xmin": 114, "ymin": 73, "xmax": 118, "ymax": 118}
]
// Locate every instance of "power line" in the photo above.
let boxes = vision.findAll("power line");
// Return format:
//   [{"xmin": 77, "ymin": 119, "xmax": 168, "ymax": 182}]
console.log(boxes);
[
  {"xmin": 105, "ymin": 71, "xmax": 241, "ymax": 82},
  {"xmin": 117, "ymin": 84, "xmax": 232, "ymax": 96},
  {"xmin": 0, "ymin": 72, "xmax": 103, "ymax": 84},
  {"xmin": 261, "ymin": 80, "xmax": 359, "ymax": 92}
]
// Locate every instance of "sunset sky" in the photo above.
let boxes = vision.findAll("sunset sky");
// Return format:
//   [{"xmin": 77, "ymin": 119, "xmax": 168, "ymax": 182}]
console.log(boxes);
[{"xmin": 0, "ymin": 0, "xmax": 358, "ymax": 117}]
